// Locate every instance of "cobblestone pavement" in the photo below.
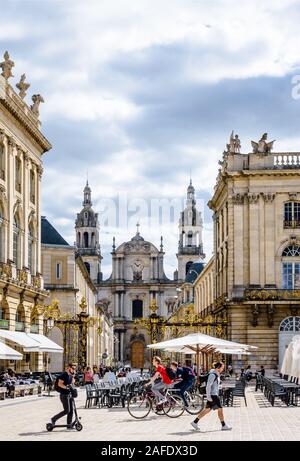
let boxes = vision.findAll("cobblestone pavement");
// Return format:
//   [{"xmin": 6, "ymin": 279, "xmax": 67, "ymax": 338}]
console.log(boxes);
[{"xmin": 0, "ymin": 386, "xmax": 300, "ymax": 441}]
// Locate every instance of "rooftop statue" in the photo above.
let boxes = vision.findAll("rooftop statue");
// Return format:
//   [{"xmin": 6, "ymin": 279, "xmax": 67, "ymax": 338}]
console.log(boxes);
[
  {"xmin": 16, "ymin": 74, "xmax": 30, "ymax": 99},
  {"xmin": 30, "ymin": 94, "xmax": 44, "ymax": 117},
  {"xmin": 0, "ymin": 51, "xmax": 14, "ymax": 80},
  {"xmin": 226, "ymin": 130, "xmax": 241, "ymax": 153},
  {"xmin": 251, "ymin": 133, "xmax": 275, "ymax": 154}
]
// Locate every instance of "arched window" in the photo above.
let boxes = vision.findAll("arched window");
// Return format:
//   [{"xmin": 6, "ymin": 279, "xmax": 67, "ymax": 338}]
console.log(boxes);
[
  {"xmin": 28, "ymin": 223, "xmax": 34, "ymax": 273},
  {"xmin": 91, "ymin": 232, "xmax": 95, "ymax": 247},
  {"xmin": 186, "ymin": 261, "xmax": 193, "ymax": 275},
  {"xmin": 13, "ymin": 214, "xmax": 20, "ymax": 268},
  {"xmin": 282, "ymin": 245, "xmax": 300, "ymax": 289},
  {"xmin": 187, "ymin": 232, "xmax": 193, "ymax": 247},
  {"xmin": 284, "ymin": 202, "xmax": 300, "ymax": 228},
  {"xmin": 83, "ymin": 232, "xmax": 89, "ymax": 248},
  {"xmin": 132, "ymin": 299, "xmax": 143, "ymax": 319},
  {"xmin": 84, "ymin": 262, "xmax": 90, "ymax": 275},
  {"xmin": 30, "ymin": 170, "xmax": 35, "ymax": 204},
  {"xmin": 279, "ymin": 316, "xmax": 300, "ymax": 332},
  {"xmin": 0, "ymin": 143, "xmax": 5, "ymax": 180},
  {"xmin": 77, "ymin": 232, "xmax": 81, "ymax": 247},
  {"xmin": 15, "ymin": 305, "xmax": 25, "ymax": 331}
]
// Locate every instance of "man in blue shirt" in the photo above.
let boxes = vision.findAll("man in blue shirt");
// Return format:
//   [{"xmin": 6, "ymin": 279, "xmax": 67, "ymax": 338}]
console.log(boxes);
[{"xmin": 170, "ymin": 361, "xmax": 195, "ymax": 407}]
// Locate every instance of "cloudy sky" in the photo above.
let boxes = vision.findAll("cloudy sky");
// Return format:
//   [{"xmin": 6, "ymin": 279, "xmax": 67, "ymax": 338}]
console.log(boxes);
[{"xmin": 1, "ymin": 0, "xmax": 300, "ymax": 278}]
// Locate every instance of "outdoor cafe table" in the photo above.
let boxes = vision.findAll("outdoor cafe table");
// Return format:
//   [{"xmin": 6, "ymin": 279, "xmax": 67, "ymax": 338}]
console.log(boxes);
[
  {"xmin": 220, "ymin": 381, "xmax": 236, "ymax": 406},
  {"xmin": 269, "ymin": 378, "xmax": 300, "ymax": 406}
]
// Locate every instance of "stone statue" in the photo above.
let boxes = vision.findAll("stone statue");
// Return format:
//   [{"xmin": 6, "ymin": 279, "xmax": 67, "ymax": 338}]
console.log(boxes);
[
  {"xmin": 30, "ymin": 94, "xmax": 44, "ymax": 117},
  {"xmin": 16, "ymin": 74, "xmax": 30, "ymax": 99},
  {"xmin": 0, "ymin": 51, "xmax": 14, "ymax": 80},
  {"xmin": 251, "ymin": 133, "xmax": 275, "ymax": 154},
  {"xmin": 226, "ymin": 130, "xmax": 241, "ymax": 154},
  {"xmin": 132, "ymin": 259, "xmax": 144, "ymax": 281}
]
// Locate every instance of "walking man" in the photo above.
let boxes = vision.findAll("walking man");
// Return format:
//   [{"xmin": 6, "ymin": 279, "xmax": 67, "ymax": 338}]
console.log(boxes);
[
  {"xmin": 50, "ymin": 363, "xmax": 76, "ymax": 429},
  {"xmin": 190, "ymin": 362, "xmax": 232, "ymax": 432}
]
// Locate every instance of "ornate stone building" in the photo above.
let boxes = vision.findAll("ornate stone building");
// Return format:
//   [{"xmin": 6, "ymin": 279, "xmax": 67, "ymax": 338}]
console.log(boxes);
[
  {"xmin": 0, "ymin": 52, "xmax": 52, "ymax": 372},
  {"xmin": 75, "ymin": 181, "xmax": 204, "ymax": 368},
  {"xmin": 41, "ymin": 217, "xmax": 114, "ymax": 371},
  {"xmin": 177, "ymin": 180, "xmax": 205, "ymax": 281},
  {"xmin": 205, "ymin": 133, "xmax": 300, "ymax": 370}
]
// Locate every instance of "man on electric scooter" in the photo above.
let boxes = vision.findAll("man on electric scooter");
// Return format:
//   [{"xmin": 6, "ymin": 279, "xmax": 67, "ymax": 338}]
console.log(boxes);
[{"xmin": 50, "ymin": 363, "xmax": 76, "ymax": 429}]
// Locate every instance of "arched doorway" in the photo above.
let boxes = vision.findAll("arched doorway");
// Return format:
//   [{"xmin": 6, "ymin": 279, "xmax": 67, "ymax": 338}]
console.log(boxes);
[
  {"xmin": 279, "ymin": 316, "xmax": 300, "ymax": 369},
  {"xmin": 131, "ymin": 341, "xmax": 145, "ymax": 369}
]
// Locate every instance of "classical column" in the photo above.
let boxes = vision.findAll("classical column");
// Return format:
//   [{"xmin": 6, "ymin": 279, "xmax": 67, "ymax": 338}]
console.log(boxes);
[
  {"xmin": 7, "ymin": 137, "xmax": 16, "ymax": 262},
  {"xmin": 23, "ymin": 152, "xmax": 30, "ymax": 269},
  {"xmin": 264, "ymin": 193, "xmax": 276, "ymax": 285},
  {"xmin": 36, "ymin": 164, "xmax": 42, "ymax": 274},
  {"xmin": 248, "ymin": 193, "xmax": 260, "ymax": 286},
  {"xmin": 120, "ymin": 330, "xmax": 124, "ymax": 363},
  {"xmin": 232, "ymin": 194, "xmax": 244, "ymax": 287}
]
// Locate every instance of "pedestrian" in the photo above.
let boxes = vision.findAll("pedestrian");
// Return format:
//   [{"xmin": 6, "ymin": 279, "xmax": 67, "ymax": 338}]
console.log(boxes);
[
  {"xmin": 245, "ymin": 365, "xmax": 252, "ymax": 381},
  {"xmin": 259, "ymin": 365, "xmax": 265, "ymax": 377},
  {"xmin": 83, "ymin": 366, "xmax": 94, "ymax": 385},
  {"xmin": 171, "ymin": 361, "xmax": 194, "ymax": 407},
  {"xmin": 228, "ymin": 364, "xmax": 233, "ymax": 377},
  {"xmin": 144, "ymin": 356, "xmax": 175, "ymax": 404},
  {"xmin": 190, "ymin": 362, "xmax": 232, "ymax": 432},
  {"xmin": 50, "ymin": 363, "xmax": 76, "ymax": 429}
]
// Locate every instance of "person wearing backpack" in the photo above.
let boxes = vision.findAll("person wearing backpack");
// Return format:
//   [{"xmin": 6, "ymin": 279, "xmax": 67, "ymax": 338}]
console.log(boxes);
[
  {"xmin": 50, "ymin": 363, "xmax": 76, "ymax": 429},
  {"xmin": 144, "ymin": 356, "xmax": 175, "ymax": 404},
  {"xmin": 190, "ymin": 362, "xmax": 232, "ymax": 432},
  {"xmin": 171, "ymin": 361, "xmax": 194, "ymax": 407}
]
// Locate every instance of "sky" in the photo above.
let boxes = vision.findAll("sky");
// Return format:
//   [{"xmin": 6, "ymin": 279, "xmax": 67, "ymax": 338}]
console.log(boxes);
[{"xmin": 1, "ymin": 0, "xmax": 300, "ymax": 278}]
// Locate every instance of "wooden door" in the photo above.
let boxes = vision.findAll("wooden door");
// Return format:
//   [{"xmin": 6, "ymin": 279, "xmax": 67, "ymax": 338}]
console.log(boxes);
[{"xmin": 131, "ymin": 341, "xmax": 145, "ymax": 369}]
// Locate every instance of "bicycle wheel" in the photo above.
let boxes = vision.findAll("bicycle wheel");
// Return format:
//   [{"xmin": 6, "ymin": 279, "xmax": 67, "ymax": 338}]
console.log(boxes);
[
  {"xmin": 127, "ymin": 394, "xmax": 152, "ymax": 419},
  {"xmin": 184, "ymin": 392, "xmax": 205, "ymax": 415},
  {"xmin": 163, "ymin": 394, "xmax": 185, "ymax": 418}
]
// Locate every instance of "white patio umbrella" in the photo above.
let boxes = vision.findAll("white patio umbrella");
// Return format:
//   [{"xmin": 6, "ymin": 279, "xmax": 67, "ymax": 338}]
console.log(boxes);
[{"xmin": 147, "ymin": 332, "xmax": 257, "ymax": 376}]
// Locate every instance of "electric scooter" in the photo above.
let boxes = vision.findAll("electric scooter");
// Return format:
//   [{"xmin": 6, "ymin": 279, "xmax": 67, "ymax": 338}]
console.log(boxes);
[{"xmin": 46, "ymin": 386, "xmax": 83, "ymax": 432}]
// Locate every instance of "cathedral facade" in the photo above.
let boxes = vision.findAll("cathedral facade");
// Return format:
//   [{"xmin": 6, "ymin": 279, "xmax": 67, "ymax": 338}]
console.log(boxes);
[{"xmin": 74, "ymin": 181, "xmax": 205, "ymax": 368}]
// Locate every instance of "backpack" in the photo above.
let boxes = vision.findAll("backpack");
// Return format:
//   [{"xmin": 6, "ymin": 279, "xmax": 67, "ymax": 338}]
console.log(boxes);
[
  {"xmin": 165, "ymin": 367, "xmax": 176, "ymax": 381},
  {"xmin": 199, "ymin": 372, "xmax": 218, "ymax": 386}
]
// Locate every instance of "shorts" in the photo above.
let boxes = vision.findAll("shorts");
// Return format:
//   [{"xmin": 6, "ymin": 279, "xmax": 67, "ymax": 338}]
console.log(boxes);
[{"xmin": 206, "ymin": 395, "xmax": 222, "ymax": 410}]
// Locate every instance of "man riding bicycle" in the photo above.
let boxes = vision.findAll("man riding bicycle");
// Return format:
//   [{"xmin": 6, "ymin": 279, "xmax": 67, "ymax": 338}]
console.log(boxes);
[
  {"xmin": 144, "ymin": 356, "xmax": 175, "ymax": 404},
  {"xmin": 171, "ymin": 361, "xmax": 195, "ymax": 407}
]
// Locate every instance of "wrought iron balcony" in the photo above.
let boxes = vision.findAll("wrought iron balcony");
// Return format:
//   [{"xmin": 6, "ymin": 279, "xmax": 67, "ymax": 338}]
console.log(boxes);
[
  {"xmin": 30, "ymin": 324, "xmax": 39, "ymax": 333},
  {"xmin": 284, "ymin": 220, "xmax": 300, "ymax": 229},
  {"xmin": 244, "ymin": 288, "xmax": 300, "ymax": 301},
  {"xmin": 0, "ymin": 319, "xmax": 9, "ymax": 330},
  {"xmin": 15, "ymin": 321, "xmax": 25, "ymax": 331}
]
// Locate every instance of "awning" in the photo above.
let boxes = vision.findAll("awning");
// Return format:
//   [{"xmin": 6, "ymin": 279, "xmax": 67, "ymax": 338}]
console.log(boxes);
[
  {"xmin": 0, "ymin": 341, "xmax": 23, "ymax": 360},
  {"xmin": 27, "ymin": 333, "xmax": 63, "ymax": 353},
  {"xmin": 0, "ymin": 330, "xmax": 40, "ymax": 352},
  {"xmin": 0, "ymin": 330, "xmax": 63, "ymax": 353}
]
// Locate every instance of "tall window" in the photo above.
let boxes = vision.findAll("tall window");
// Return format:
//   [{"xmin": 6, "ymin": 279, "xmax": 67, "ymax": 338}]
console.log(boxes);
[
  {"xmin": 56, "ymin": 262, "xmax": 62, "ymax": 279},
  {"xmin": 30, "ymin": 170, "xmax": 35, "ymax": 204},
  {"xmin": 13, "ymin": 215, "xmax": 20, "ymax": 268},
  {"xmin": 0, "ymin": 144, "xmax": 4, "ymax": 180},
  {"xmin": 187, "ymin": 232, "xmax": 193, "ymax": 246},
  {"xmin": 84, "ymin": 262, "xmax": 90, "ymax": 275},
  {"xmin": 186, "ymin": 261, "xmax": 193, "ymax": 275},
  {"xmin": 282, "ymin": 245, "xmax": 300, "ymax": 289},
  {"xmin": 28, "ymin": 224, "xmax": 34, "ymax": 273},
  {"xmin": 132, "ymin": 299, "xmax": 143, "ymax": 318},
  {"xmin": 0, "ymin": 206, "xmax": 3, "ymax": 262},
  {"xmin": 84, "ymin": 232, "xmax": 89, "ymax": 248},
  {"xmin": 284, "ymin": 202, "xmax": 300, "ymax": 228},
  {"xmin": 15, "ymin": 157, "xmax": 21, "ymax": 193}
]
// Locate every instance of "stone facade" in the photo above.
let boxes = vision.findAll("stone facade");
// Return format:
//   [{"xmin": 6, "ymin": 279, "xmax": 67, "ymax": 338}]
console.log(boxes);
[
  {"xmin": 41, "ymin": 218, "xmax": 114, "ymax": 371},
  {"xmin": 0, "ymin": 52, "xmax": 51, "ymax": 372},
  {"xmin": 206, "ymin": 134, "xmax": 300, "ymax": 371}
]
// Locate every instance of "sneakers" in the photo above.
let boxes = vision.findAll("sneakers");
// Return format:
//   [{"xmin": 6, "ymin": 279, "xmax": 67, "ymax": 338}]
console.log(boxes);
[
  {"xmin": 221, "ymin": 424, "xmax": 232, "ymax": 431},
  {"xmin": 190, "ymin": 421, "xmax": 200, "ymax": 431}
]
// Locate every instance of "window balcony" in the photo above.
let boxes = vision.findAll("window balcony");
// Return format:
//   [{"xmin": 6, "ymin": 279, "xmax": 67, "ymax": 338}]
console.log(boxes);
[
  {"xmin": 30, "ymin": 324, "xmax": 39, "ymax": 333},
  {"xmin": 15, "ymin": 321, "xmax": 25, "ymax": 332},
  {"xmin": 284, "ymin": 220, "xmax": 300, "ymax": 229},
  {"xmin": 0, "ymin": 319, "xmax": 9, "ymax": 330}
]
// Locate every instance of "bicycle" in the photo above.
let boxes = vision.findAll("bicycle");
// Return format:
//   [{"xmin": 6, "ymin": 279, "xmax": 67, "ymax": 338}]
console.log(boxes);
[{"xmin": 127, "ymin": 385, "xmax": 184, "ymax": 419}]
